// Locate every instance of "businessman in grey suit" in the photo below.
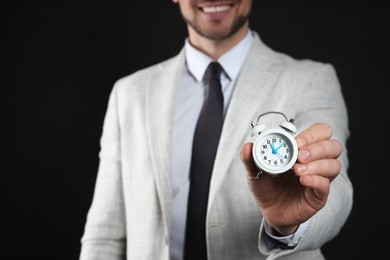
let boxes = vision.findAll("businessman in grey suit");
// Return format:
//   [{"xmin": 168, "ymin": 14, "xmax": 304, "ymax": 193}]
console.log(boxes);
[{"xmin": 80, "ymin": 0, "xmax": 353, "ymax": 259}]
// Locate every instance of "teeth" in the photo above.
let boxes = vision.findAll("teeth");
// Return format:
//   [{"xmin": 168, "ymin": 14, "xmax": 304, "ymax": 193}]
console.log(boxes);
[{"xmin": 203, "ymin": 5, "xmax": 230, "ymax": 13}]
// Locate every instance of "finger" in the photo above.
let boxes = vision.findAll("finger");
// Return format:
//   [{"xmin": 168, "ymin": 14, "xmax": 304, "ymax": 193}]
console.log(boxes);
[
  {"xmin": 295, "ymin": 123, "xmax": 333, "ymax": 148},
  {"xmin": 299, "ymin": 174, "xmax": 330, "ymax": 205},
  {"xmin": 293, "ymin": 159, "xmax": 341, "ymax": 181},
  {"xmin": 298, "ymin": 139, "xmax": 343, "ymax": 164}
]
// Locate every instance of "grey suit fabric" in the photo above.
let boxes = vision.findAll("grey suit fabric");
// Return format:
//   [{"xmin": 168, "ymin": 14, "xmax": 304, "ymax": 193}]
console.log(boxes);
[{"xmin": 79, "ymin": 32, "xmax": 353, "ymax": 260}]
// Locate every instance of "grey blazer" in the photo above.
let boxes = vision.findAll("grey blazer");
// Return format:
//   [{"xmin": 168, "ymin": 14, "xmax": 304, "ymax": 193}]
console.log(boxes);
[{"xmin": 80, "ymin": 32, "xmax": 353, "ymax": 260}]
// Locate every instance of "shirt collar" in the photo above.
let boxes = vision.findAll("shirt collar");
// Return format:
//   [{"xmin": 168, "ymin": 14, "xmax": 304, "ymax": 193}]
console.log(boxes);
[{"xmin": 185, "ymin": 30, "xmax": 254, "ymax": 82}]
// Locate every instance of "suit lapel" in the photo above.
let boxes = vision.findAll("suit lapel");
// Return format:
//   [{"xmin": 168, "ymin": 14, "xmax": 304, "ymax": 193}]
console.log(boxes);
[
  {"xmin": 208, "ymin": 33, "xmax": 284, "ymax": 207},
  {"xmin": 145, "ymin": 51, "xmax": 185, "ymax": 234}
]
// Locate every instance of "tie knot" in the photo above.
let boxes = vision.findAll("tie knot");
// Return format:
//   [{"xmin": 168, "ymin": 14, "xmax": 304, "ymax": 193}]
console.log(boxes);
[{"xmin": 204, "ymin": 62, "xmax": 223, "ymax": 81}]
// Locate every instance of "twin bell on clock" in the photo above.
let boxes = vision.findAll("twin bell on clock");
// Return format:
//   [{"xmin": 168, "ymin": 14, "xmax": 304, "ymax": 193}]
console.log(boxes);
[{"xmin": 250, "ymin": 111, "xmax": 298, "ymax": 179}]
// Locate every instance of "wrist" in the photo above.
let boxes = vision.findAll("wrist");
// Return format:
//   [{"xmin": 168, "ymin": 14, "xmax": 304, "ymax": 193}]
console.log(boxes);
[{"xmin": 263, "ymin": 220, "xmax": 310, "ymax": 247}]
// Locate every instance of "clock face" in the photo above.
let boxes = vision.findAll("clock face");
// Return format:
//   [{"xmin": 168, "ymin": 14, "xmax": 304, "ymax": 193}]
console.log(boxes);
[{"xmin": 253, "ymin": 129, "xmax": 298, "ymax": 175}]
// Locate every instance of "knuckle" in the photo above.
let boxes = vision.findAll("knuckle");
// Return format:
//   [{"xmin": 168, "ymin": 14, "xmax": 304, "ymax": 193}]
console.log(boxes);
[
  {"xmin": 334, "ymin": 159, "xmax": 342, "ymax": 172},
  {"xmin": 318, "ymin": 122, "xmax": 333, "ymax": 138}
]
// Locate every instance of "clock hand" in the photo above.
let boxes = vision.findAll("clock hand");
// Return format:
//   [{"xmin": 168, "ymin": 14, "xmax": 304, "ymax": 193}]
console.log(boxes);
[
  {"xmin": 275, "ymin": 142, "xmax": 286, "ymax": 152},
  {"xmin": 270, "ymin": 143, "xmax": 275, "ymax": 153},
  {"xmin": 277, "ymin": 152, "xmax": 286, "ymax": 160}
]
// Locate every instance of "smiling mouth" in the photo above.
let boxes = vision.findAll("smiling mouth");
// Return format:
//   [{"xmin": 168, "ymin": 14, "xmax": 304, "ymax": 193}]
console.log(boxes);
[{"xmin": 201, "ymin": 5, "xmax": 231, "ymax": 13}]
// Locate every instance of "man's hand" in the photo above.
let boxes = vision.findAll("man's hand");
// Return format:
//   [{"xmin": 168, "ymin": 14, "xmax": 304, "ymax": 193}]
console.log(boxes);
[{"xmin": 240, "ymin": 123, "xmax": 343, "ymax": 236}]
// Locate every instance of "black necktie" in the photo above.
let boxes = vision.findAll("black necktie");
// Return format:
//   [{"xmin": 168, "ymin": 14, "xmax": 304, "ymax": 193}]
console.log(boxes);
[{"xmin": 184, "ymin": 62, "xmax": 224, "ymax": 260}]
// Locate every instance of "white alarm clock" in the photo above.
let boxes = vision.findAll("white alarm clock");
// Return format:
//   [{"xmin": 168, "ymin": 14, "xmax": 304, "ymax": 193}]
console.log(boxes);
[{"xmin": 250, "ymin": 111, "xmax": 298, "ymax": 179}]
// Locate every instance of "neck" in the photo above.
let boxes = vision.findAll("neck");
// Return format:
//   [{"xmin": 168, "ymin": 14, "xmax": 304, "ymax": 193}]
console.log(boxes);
[{"xmin": 187, "ymin": 25, "xmax": 249, "ymax": 60}]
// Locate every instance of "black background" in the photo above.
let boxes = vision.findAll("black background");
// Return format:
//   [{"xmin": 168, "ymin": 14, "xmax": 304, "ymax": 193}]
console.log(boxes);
[{"xmin": 3, "ymin": 2, "xmax": 389, "ymax": 260}]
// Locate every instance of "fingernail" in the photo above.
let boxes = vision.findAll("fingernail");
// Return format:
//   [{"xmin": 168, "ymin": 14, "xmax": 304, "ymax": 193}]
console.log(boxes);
[
  {"xmin": 296, "ymin": 137, "xmax": 305, "ymax": 148},
  {"xmin": 295, "ymin": 164, "xmax": 308, "ymax": 173},
  {"xmin": 300, "ymin": 150, "xmax": 310, "ymax": 161}
]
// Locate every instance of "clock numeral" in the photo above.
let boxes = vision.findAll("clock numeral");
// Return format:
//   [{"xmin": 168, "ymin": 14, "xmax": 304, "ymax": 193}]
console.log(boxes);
[
  {"xmin": 263, "ymin": 155, "xmax": 267, "ymax": 160},
  {"xmin": 273, "ymin": 160, "xmax": 278, "ymax": 165},
  {"xmin": 280, "ymin": 159, "xmax": 283, "ymax": 164},
  {"xmin": 263, "ymin": 145, "xmax": 267, "ymax": 149}
]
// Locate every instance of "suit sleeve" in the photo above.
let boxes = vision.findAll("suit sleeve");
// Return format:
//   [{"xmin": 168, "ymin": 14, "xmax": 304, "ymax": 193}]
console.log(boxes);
[
  {"xmin": 79, "ymin": 82, "xmax": 127, "ymax": 260},
  {"xmin": 258, "ymin": 62, "xmax": 353, "ymax": 258}
]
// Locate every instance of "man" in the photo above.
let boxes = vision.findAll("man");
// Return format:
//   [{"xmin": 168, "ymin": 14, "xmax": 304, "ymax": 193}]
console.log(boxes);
[{"xmin": 80, "ymin": 0, "xmax": 353, "ymax": 259}]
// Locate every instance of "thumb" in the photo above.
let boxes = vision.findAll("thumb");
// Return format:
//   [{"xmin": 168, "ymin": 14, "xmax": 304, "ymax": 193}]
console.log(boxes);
[{"xmin": 240, "ymin": 142, "xmax": 258, "ymax": 175}]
